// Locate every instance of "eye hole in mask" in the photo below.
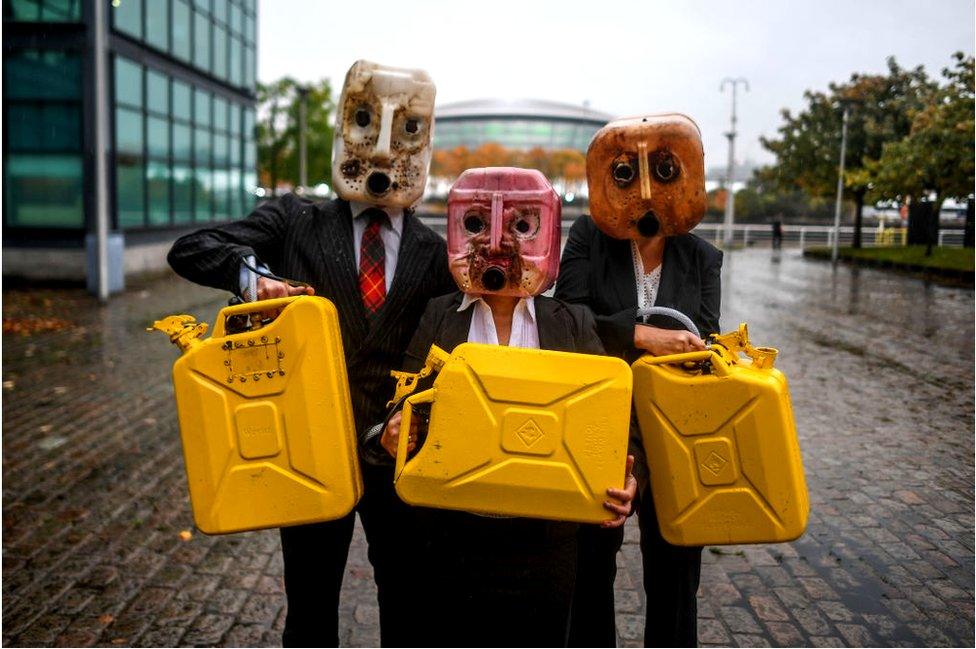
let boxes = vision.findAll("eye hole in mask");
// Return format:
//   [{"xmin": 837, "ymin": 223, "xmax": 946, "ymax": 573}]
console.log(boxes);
[
  {"xmin": 511, "ymin": 210, "xmax": 540, "ymax": 238},
  {"xmin": 463, "ymin": 211, "xmax": 487, "ymax": 235},
  {"xmin": 355, "ymin": 107, "xmax": 371, "ymax": 128},
  {"xmin": 405, "ymin": 118, "xmax": 420, "ymax": 134},
  {"xmin": 611, "ymin": 157, "xmax": 636, "ymax": 187},
  {"xmin": 651, "ymin": 150, "xmax": 680, "ymax": 183}
]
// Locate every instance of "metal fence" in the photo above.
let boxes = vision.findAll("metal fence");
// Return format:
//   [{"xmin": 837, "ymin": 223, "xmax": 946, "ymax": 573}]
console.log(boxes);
[{"xmin": 690, "ymin": 224, "xmax": 967, "ymax": 248}]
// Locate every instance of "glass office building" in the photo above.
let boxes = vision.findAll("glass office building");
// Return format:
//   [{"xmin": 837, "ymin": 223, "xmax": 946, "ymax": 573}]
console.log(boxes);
[
  {"xmin": 434, "ymin": 99, "xmax": 613, "ymax": 152},
  {"xmin": 3, "ymin": 0, "xmax": 257, "ymax": 287}
]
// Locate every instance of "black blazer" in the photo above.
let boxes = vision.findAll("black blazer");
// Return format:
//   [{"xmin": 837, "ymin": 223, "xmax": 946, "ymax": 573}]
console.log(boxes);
[
  {"xmin": 554, "ymin": 214, "xmax": 723, "ymax": 365},
  {"xmin": 167, "ymin": 194, "xmax": 457, "ymax": 439}
]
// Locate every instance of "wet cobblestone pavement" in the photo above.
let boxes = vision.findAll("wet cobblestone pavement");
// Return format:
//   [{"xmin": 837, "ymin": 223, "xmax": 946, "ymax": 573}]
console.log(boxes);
[{"xmin": 3, "ymin": 249, "xmax": 974, "ymax": 647}]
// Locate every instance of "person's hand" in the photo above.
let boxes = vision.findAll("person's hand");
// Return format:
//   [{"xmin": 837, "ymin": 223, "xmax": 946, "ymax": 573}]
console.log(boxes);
[
  {"xmin": 380, "ymin": 411, "xmax": 418, "ymax": 459},
  {"xmin": 602, "ymin": 455, "xmax": 638, "ymax": 528},
  {"xmin": 254, "ymin": 277, "xmax": 314, "ymax": 320},
  {"xmin": 634, "ymin": 324, "xmax": 705, "ymax": 356}
]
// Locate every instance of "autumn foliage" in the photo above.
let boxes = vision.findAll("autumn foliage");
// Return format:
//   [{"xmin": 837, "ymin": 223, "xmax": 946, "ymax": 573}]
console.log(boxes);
[{"xmin": 432, "ymin": 144, "xmax": 586, "ymax": 182}]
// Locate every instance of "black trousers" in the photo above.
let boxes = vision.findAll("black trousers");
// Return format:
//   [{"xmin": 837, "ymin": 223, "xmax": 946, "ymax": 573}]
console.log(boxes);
[
  {"xmin": 638, "ymin": 491, "xmax": 703, "ymax": 648},
  {"xmin": 279, "ymin": 465, "xmax": 420, "ymax": 647},
  {"xmin": 568, "ymin": 524, "xmax": 623, "ymax": 647},
  {"xmin": 423, "ymin": 511, "xmax": 578, "ymax": 647}
]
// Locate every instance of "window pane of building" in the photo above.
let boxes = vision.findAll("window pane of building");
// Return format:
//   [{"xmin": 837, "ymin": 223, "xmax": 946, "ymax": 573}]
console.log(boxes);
[
  {"xmin": 112, "ymin": 0, "xmax": 142, "ymax": 38},
  {"xmin": 173, "ymin": 80, "xmax": 191, "ymax": 120},
  {"xmin": 213, "ymin": 25, "xmax": 227, "ymax": 79},
  {"xmin": 114, "ymin": 57, "xmax": 142, "ymax": 108},
  {"xmin": 229, "ymin": 1, "xmax": 240, "ymax": 34},
  {"xmin": 117, "ymin": 157, "xmax": 145, "ymax": 228},
  {"xmin": 147, "ymin": 70, "xmax": 169, "ymax": 116},
  {"xmin": 229, "ymin": 168, "xmax": 242, "ymax": 220},
  {"xmin": 192, "ymin": 0, "xmax": 210, "ymax": 11},
  {"xmin": 172, "ymin": 163, "xmax": 193, "ymax": 223},
  {"xmin": 193, "ymin": 10, "xmax": 210, "ymax": 71},
  {"xmin": 194, "ymin": 88, "xmax": 210, "ymax": 126},
  {"xmin": 244, "ymin": 11, "xmax": 254, "ymax": 42},
  {"xmin": 8, "ymin": 104, "xmax": 81, "ymax": 152},
  {"xmin": 229, "ymin": 102, "xmax": 240, "ymax": 137},
  {"xmin": 115, "ymin": 107, "xmax": 143, "ymax": 155},
  {"xmin": 229, "ymin": 35, "xmax": 242, "ymax": 86},
  {"xmin": 194, "ymin": 126, "xmax": 210, "ymax": 165},
  {"xmin": 5, "ymin": 49, "xmax": 81, "ymax": 100},
  {"xmin": 147, "ymin": 160, "xmax": 170, "ymax": 225},
  {"xmin": 213, "ymin": 133, "xmax": 228, "ymax": 166},
  {"xmin": 4, "ymin": 154, "xmax": 84, "ymax": 227},
  {"xmin": 213, "ymin": 96, "xmax": 227, "ymax": 130},
  {"xmin": 172, "ymin": 0, "xmax": 191, "ymax": 61},
  {"xmin": 212, "ymin": 0, "xmax": 226, "ymax": 22},
  {"xmin": 147, "ymin": 116, "xmax": 169, "ymax": 158},
  {"xmin": 194, "ymin": 167, "xmax": 212, "ymax": 221},
  {"xmin": 145, "ymin": 0, "xmax": 170, "ymax": 52},
  {"xmin": 173, "ymin": 123, "xmax": 192, "ymax": 161},
  {"xmin": 5, "ymin": 0, "xmax": 82, "ymax": 21},
  {"xmin": 213, "ymin": 168, "xmax": 229, "ymax": 220},
  {"xmin": 243, "ymin": 45, "xmax": 254, "ymax": 89}
]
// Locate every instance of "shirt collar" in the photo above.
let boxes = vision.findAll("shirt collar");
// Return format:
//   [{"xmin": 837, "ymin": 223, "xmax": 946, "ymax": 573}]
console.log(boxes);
[
  {"xmin": 350, "ymin": 201, "xmax": 404, "ymax": 236},
  {"xmin": 457, "ymin": 294, "xmax": 537, "ymax": 321}
]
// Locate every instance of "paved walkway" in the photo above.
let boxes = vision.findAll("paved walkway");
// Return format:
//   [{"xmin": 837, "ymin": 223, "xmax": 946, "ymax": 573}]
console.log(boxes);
[{"xmin": 2, "ymin": 249, "xmax": 973, "ymax": 647}]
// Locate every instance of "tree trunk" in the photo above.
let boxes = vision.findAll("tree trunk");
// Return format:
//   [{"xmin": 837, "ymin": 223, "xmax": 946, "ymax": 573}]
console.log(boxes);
[{"xmin": 852, "ymin": 190, "xmax": 866, "ymax": 249}]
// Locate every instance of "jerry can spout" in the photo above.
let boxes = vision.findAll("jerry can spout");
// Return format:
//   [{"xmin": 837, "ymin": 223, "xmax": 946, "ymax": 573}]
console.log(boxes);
[{"xmin": 147, "ymin": 315, "xmax": 209, "ymax": 353}]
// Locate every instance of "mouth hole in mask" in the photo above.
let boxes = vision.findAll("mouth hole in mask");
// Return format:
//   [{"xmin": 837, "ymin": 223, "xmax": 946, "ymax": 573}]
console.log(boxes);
[
  {"xmin": 637, "ymin": 211, "xmax": 660, "ymax": 237},
  {"xmin": 367, "ymin": 172, "xmax": 392, "ymax": 196},
  {"xmin": 481, "ymin": 267, "xmax": 506, "ymax": 291}
]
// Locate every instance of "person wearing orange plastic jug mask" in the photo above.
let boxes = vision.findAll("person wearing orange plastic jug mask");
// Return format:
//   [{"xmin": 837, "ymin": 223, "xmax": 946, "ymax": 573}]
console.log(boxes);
[
  {"xmin": 168, "ymin": 60, "xmax": 455, "ymax": 647},
  {"xmin": 555, "ymin": 114, "xmax": 722, "ymax": 647},
  {"xmin": 362, "ymin": 167, "xmax": 638, "ymax": 647}
]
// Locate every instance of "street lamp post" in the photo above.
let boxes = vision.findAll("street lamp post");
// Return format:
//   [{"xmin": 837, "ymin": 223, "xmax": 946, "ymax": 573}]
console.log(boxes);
[
  {"xmin": 721, "ymin": 77, "xmax": 749, "ymax": 247},
  {"xmin": 297, "ymin": 86, "xmax": 309, "ymax": 191},
  {"xmin": 831, "ymin": 105, "xmax": 850, "ymax": 263}
]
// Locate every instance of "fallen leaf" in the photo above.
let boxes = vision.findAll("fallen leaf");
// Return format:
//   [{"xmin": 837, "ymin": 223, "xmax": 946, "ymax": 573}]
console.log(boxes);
[
  {"xmin": 111, "ymin": 638, "xmax": 127, "ymax": 645},
  {"xmin": 39, "ymin": 424, "xmax": 53, "ymax": 433},
  {"xmin": 53, "ymin": 386, "xmax": 67, "ymax": 395},
  {"xmin": 2, "ymin": 381, "xmax": 13, "ymax": 390},
  {"xmin": 179, "ymin": 530, "xmax": 193, "ymax": 541},
  {"xmin": 98, "ymin": 614, "xmax": 114, "ymax": 625},
  {"xmin": 142, "ymin": 417, "xmax": 157, "ymax": 426}
]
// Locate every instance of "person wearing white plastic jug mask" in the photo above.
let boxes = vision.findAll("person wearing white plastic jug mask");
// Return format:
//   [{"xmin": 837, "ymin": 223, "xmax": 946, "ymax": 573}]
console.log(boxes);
[{"xmin": 168, "ymin": 60, "xmax": 454, "ymax": 647}]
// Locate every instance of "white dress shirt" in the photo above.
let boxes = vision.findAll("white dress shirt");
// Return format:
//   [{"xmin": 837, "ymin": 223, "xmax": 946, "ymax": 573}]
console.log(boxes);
[
  {"xmin": 457, "ymin": 294, "xmax": 540, "ymax": 349},
  {"xmin": 350, "ymin": 201, "xmax": 403, "ymax": 292},
  {"xmin": 239, "ymin": 201, "xmax": 403, "ymax": 301}
]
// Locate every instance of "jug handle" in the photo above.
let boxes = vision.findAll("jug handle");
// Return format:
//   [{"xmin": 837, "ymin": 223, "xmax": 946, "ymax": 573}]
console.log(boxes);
[
  {"xmin": 211, "ymin": 295, "xmax": 303, "ymax": 337},
  {"xmin": 394, "ymin": 388, "xmax": 436, "ymax": 481},
  {"xmin": 637, "ymin": 349, "xmax": 731, "ymax": 377}
]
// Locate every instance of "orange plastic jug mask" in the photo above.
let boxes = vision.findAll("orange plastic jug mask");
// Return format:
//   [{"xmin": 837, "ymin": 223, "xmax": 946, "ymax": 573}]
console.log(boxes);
[
  {"xmin": 447, "ymin": 167, "xmax": 561, "ymax": 297},
  {"xmin": 586, "ymin": 113, "xmax": 706, "ymax": 240},
  {"xmin": 331, "ymin": 60, "xmax": 436, "ymax": 208}
]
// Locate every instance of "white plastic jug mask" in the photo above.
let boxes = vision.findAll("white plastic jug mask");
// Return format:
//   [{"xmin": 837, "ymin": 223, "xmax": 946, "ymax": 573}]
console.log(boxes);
[{"xmin": 331, "ymin": 60, "xmax": 436, "ymax": 208}]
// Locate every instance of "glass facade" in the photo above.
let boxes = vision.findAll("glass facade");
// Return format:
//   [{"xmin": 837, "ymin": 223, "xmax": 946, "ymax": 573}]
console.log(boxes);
[
  {"xmin": 434, "ymin": 118, "xmax": 601, "ymax": 153},
  {"xmin": 3, "ymin": 49, "xmax": 84, "ymax": 227},
  {"xmin": 110, "ymin": 0, "xmax": 257, "ymax": 92},
  {"xmin": 3, "ymin": 0, "xmax": 82, "ymax": 22},
  {"xmin": 113, "ymin": 54, "xmax": 256, "ymax": 229}
]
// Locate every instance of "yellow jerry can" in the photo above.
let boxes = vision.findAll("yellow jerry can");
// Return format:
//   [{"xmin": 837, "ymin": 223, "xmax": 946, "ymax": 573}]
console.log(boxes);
[
  {"xmin": 149, "ymin": 296, "xmax": 362, "ymax": 534},
  {"xmin": 393, "ymin": 342, "xmax": 633, "ymax": 523},
  {"xmin": 631, "ymin": 324, "xmax": 808, "ymax": 546}
]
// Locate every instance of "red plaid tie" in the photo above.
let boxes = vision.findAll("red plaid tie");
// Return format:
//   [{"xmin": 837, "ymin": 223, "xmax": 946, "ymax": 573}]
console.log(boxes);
[{"xmin": 358, "ymin": 208, "xmax": 387, "ymax": 315}]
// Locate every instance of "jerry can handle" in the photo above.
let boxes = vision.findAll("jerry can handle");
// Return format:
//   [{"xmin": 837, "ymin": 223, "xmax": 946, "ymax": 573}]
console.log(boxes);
[
  {"xmin": 638, "ymin": 349, "xmax": 732, "ymax": 377},
  {"xmin": 394, "ymin": 388, "xmax": 436, "ymax": 481},
  {"xmin": 636, "ymin": 306, "xmax": 701, "ymax": 339},
  {"xmin": 211, "ymin": 296, "xmax": 303, "ymax": 337}
]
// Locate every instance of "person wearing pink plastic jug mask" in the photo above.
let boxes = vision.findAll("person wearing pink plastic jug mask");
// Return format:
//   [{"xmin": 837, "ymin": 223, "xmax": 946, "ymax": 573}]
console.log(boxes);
[{"xmin": 363, "ymin": 167, "xmax": 637, "ymax": 646}]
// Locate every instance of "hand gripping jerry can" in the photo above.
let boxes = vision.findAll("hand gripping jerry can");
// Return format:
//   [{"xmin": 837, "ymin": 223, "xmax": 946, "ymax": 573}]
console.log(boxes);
[
  {"xmin": 392, "ymin": 343, "xmax": 633, "ymax": 523},
  {"xmin": 632, "ymin": 324, "xmax": 808, "ymax": 546},
  {"xmin": 149, "ymin": 296, "xmax": 362, "ymax": 534}
]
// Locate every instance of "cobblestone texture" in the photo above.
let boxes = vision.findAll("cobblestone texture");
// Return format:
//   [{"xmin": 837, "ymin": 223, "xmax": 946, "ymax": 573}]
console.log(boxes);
[{"xmin": 3, "ymin": 249, "xmax": 973, "ymax": 647}]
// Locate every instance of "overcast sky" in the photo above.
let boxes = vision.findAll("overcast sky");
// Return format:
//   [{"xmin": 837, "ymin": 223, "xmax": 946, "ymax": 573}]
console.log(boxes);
[{"xmin": 258, "ymin": 0, "xmax": 974, "ymax": 168}]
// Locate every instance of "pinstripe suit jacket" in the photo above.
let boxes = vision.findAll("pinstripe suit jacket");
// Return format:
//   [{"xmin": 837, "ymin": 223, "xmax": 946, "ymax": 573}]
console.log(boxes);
[{"xmin": 167, "ymin": 194, "xmax": 457, "ymax": 439}]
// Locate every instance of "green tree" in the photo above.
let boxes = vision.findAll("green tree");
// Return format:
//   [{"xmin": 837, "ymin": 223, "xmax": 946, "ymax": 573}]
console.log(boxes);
[
  {"xmin": 871, "ymin": 53, "xmax": 975, "ymax": 254},
  {"xmin": 256, "ymin": 77, "xmax": 335, "ymax": 196},
  {"xmin": 761, "ymin": 57, "xmax": 934, "ymax": 247}
]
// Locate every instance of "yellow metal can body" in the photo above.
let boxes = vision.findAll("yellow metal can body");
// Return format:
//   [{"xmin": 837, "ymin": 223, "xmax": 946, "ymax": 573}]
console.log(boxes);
[
  {"xmin": 394, "ymin": 343, "xmax": 632, "ymax": 523},
  {"xmin": 632, "ymin": 334, "xmax": 808, "ymax": 546},
  {"xmin": 167, "ymin": 296, "xmax": 362, "ymax": 534}
]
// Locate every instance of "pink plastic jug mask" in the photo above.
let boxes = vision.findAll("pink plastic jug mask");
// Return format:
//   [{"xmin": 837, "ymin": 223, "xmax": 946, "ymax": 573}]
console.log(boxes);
[{"xmin": 447, "ymin": 167, "xmax": 561, "ymax": 297}]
